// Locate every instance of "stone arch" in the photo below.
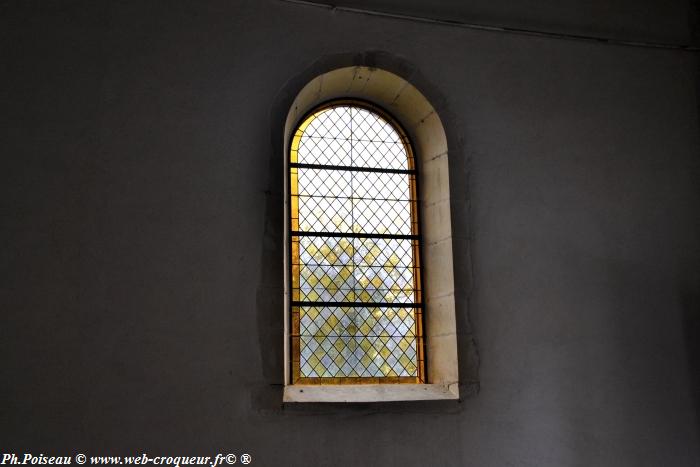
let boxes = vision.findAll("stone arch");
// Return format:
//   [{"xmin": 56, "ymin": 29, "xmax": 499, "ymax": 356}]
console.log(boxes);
[{"xmin": 283, "ymin": 67, "xmax": 459, "ymax": 402}]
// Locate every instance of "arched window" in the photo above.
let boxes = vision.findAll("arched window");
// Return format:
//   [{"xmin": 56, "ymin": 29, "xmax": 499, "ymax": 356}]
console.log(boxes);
[
  {"xmin": 289, "ymin": 101, "xmax": 424, "ymax": 384},
  {"xmin": 283, "ymin": 66, "xmax": 460, "ymax": 403}
]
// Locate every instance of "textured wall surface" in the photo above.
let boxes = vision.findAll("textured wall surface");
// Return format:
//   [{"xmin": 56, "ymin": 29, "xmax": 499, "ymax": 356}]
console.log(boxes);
[
  {"xmin": 2, "ymin": 1, "xmax": 699, "ymax": 465},
  {"xmin": 331, "ymin": 0, "xmax": 695, "ymax": 44}
]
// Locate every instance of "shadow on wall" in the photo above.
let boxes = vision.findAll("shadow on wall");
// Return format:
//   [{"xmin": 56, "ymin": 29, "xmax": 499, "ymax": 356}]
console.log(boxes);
[
  {"xmin": 691, "ymin": 32, "xmax": 700, "ymax": 440},
  {"xmin": 683, "ymin": 277, "xmax": 700, "ymax": 443},
  {"xmin": 252, "ymin": 50, "xmax": 478, "ymax": 413}
]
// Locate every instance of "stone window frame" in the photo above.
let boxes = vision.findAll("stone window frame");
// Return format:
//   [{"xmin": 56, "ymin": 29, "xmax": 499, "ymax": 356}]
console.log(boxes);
[{"xmin": 283, "ymin": 66, "xmax": 459, "ymax": 403}]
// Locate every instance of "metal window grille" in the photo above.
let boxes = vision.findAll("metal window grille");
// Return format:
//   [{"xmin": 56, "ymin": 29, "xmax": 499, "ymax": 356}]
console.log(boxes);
[{"xmin": 289, "ymin": 101, "xmax": 425, "ymax": 384}]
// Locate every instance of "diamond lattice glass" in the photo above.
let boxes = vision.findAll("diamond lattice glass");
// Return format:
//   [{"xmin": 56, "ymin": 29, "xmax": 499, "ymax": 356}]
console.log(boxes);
[{"xmin": 289, "ymin": 102, "xmax": 424, "ymax": 384}]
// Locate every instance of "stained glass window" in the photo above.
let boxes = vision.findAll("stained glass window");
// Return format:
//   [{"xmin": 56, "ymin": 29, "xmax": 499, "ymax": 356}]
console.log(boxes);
[{"xmin": 289, "ymin": 101, "xmax": 424, "ymax": 384}]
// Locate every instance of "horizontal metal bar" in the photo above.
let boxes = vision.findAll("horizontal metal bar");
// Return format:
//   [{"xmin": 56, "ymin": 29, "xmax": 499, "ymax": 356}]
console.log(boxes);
[
  {"xmin": 291, "ymin": 230, "xmax": 419, "ymax": 240},
  {"xmin": 295, "ymin": 194, "xmax": 413, "ymax": 202},
  {"xmin": 290, "ymin": 162, "xmax": 416, "ymax": 175},
  {"xmin": 292, "ymin": 301, "xmax": 423, "ymax": 308},
  {"xmin": 291, "ymin": 334, "xmax": 423, "ymax": 339},
  {"xmin": 291, "ymin": 262, "xmax": 421, "ymax": 269},
  {"xmin": 295, "ymin": 134, "xmax": 410, "ymax": 145}
]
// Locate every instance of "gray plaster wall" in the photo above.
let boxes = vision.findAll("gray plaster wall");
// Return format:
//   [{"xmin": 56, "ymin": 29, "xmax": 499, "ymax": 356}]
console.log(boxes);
[
  {"xmin": 2, "ymin": 1, "xmax": 699, "ymax": 466},
  {"xmin": 332, "ymin": 0, "xmax": 696, "ymax": 45}
]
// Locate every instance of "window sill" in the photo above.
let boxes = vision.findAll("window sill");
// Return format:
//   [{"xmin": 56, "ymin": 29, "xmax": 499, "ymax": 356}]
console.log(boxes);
[{"xmin": 283, "ymin": 383, "xmax": 459, "ymax": 403}]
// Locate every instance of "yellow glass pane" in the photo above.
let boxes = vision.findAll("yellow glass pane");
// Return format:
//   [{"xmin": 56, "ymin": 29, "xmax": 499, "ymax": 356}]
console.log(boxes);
[{"xmin": 290, "ymin": 102, "xmax": 425, "ymax": 384}]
